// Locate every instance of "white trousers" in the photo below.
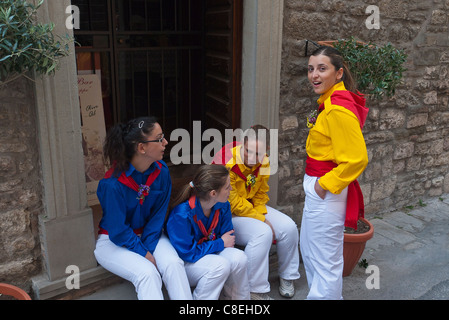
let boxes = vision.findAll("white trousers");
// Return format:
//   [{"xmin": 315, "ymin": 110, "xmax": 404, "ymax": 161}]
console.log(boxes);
[
  {"xmin": 94, "ymin": 233, "xmax": 192, "ymax": 300},
  {"xmin": 232, "ymin": 206, "xmax": 300, "ymax": 293},
  {"xmin": 185, "ymin": 247, "xmax": 250, "ymax": 300},
  {"xmin": 300, "ymin": 174, "xmax": 348, "ymax": 300}
]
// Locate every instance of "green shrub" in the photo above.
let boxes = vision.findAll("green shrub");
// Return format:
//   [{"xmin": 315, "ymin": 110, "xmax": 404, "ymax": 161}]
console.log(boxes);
[
  {"xmin": 333, "ymin": 37, "xmax": 408, "ymax": 100},
  {"xmin": 0, "ymin": 0, "xmax": 72, "ymax": 85}
]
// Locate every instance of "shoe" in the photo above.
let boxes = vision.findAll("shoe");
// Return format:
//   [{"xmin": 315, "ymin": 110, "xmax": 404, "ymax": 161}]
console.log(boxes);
[
  {"xmin": 250, "ymin": 292, "xmax": 274, "ymax": 300},
  {"xmin": 279, "ymin": 278, "xmax": 295, "ymax": 298}
]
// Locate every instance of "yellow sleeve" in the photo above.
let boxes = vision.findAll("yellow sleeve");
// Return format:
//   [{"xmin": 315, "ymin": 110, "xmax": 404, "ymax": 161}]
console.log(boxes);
[
  {"xmin": 228, "ymin": 170, "xmax": 266, "ymax": 222},
  {"xmin": 318, "ymin": 106, "xmax": 369, "ymax": 194}
]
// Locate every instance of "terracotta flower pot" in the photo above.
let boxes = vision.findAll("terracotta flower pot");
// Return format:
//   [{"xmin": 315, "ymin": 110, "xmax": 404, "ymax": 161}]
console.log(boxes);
[
  {"xmin": 0, "ymin": 283, "xmax": 32, "ymax": 300},
  {"xmin": 316, "ymin": 40, "xmax": 339, "ymax": 47},
  {"xmin": 343, "ymin": 218, "xmax": 374, "ymax": 277}
]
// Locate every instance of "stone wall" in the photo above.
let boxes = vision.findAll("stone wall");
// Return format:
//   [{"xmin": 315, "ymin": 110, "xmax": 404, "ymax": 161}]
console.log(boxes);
[
  {"xmin": 0, "ymin": 77, "xmax": 43, "ymax": 290},
  {"xmin": 278, "ymin": 0, "xmax": 449, "ymax": 221}
]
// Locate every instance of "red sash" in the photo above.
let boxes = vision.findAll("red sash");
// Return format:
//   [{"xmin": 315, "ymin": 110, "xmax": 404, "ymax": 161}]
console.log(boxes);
[
  {"xmin": 189, "ymin": 195, "xmax": 220, "ymax": 245},
  {"xmin": 305, "ymin": 156, "xmax": 364, "ymax": 230}
]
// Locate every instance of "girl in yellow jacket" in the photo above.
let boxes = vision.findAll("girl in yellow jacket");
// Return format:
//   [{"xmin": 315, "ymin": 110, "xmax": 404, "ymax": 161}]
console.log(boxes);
[
  {"xmin": 224, "ymin": 125, "xmax": 300, "ymax": 300},
  {"xmin": 301, "ymin": 45, "xmax": 369, "ymax": 300}
]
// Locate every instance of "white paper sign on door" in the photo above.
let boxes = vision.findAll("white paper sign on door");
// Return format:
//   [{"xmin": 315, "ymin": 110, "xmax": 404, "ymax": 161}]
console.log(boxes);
[{"xmin": 78, "ymin": 74, "xmax": 107, "ymax": 206}]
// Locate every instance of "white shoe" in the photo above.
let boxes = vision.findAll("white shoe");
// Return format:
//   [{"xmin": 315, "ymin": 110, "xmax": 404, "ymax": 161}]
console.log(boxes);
[
  {"xmin": 279, "ymin": 278, "xmax": 295, "ymax": 298},
  {"xmin": 250, "ymin": 292, "xmax": 274, "ymax": 300}
]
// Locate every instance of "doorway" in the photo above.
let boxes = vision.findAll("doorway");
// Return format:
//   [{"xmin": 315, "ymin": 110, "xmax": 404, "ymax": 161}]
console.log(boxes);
[{"xmin": 72, "ymin": 0, "xmax": 243, "ymax": 234}]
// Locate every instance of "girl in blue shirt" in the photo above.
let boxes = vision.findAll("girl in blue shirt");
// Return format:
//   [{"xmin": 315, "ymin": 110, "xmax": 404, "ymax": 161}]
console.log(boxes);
[
  {"xmin": 166, "ymin": 164, "xmax": 250, "ymax": 300},
  {"xmin": 94, "ymin": 117, "xmax": 192, "ymax": 300}
]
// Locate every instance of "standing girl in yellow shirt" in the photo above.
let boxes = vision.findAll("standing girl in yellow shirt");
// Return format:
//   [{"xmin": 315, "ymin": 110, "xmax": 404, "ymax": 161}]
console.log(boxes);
[{"xmin": 301, "ymin": 46, "xmax": 369, "ymax": 299}]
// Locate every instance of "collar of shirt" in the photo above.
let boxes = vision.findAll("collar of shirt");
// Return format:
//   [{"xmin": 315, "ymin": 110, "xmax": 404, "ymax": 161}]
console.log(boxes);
[
  {"xmin": 191, "ymin": 196, "xmax": 224, "ymax": 221},
  {"xmin": 124, "ymin": 162, "xmax": 160, "ymax": 186},
  {"xmin": 125, "ymin": 161, "xmax": 159, "ymax": 177},
  {"xmin": 317, "ymin": 81, "xmax": 346, "ymax": 106}
]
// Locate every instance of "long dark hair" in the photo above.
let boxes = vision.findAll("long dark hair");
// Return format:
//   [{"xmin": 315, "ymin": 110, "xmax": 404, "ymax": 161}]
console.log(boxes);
[
  {"xmin": 170, "ymin": 164, "xmax": 230, "ymax": 211},
  {"xmin": 103, "ymin": 117, "xmax": 158, "ymax": 176},
  {"xmin": 311, "ymin": 46, "xmax": 357, "ymax": 93}
]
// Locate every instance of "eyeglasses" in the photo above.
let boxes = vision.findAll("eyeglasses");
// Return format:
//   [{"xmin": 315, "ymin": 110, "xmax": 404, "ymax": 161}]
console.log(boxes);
[{"xmin": 141, "ymin": 134, "xmax": 165, "ymax": 143}]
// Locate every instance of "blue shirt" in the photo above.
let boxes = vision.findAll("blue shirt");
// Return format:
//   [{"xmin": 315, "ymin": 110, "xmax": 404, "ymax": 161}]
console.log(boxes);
[
  {"xmin": 97, "ymin": 161, "xmax": 171, "ymax": 257},
  {"xmin": 166, "ymin": 198, "xmax": 234, "ymax": 263}
]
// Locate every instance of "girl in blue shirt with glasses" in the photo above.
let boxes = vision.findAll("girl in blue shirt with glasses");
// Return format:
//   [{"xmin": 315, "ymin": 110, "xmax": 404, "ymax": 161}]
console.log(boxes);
[{"xmin": 94, "ymin": 117, "xmax": 191, "ymax": 300}]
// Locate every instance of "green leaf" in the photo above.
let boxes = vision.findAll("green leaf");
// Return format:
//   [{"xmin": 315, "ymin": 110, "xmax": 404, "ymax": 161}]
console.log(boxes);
[{"xmin": 0, "ymin": 55, "xmax": 11, "ymax": 62}]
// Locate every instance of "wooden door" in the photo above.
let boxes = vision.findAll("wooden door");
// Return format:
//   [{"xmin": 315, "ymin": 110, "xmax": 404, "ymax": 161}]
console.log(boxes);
[{"xmin": 204, "ymin": 0, "xmax": 243, "ymax": 134}]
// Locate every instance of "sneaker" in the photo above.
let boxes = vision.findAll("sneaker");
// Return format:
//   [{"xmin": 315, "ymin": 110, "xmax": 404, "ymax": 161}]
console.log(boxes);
[
  {"xmin": 250, "ymin": 292, "xmax": 274, "ymax": 300},
  {"xmin": 279, "ymin": 278, "xmax": 295, "ymax": 298}
]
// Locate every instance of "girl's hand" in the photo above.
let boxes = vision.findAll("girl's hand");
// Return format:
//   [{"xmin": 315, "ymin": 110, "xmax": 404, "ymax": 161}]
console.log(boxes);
[
  {"xmin": 264, "ymin": 219, "xmax": 276, "ymax": 242},
  {"xmin": 221, "ymin": 230, "xmax": 236, "ymax": 248},
  {"xmin": 314, "ymin": 179, "xmax": 326, "ymax": 200},
  {"xmin": 145, "ymin": 251, "xmax": 158, "ymax": 269}
]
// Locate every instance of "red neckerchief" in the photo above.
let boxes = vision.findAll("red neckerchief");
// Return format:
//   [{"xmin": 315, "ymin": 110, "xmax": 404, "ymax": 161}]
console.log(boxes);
[
  {"xmin": 189, "ymin": 195, "xmax": 220, "ymax": 245},
  {"xmin": 104, "ymin": 162, "xmax": 162, "ymax": 205},
  {"xmin": 305, "ymin": 156, "xmax": 364, "ymax": 230},
  {"xmin": 319, "ymin": 90, "xmax": 368, "ymax": 129}
]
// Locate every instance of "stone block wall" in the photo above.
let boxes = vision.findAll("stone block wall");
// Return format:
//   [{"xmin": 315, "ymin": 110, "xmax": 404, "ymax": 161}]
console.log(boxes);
[
  {"xmin": 0, "ymin": 78, "xmax": 43, "ymax": 290},
  {"xmin": 278, "ymin": 0, "xmax": 449, "ymax": 220}
]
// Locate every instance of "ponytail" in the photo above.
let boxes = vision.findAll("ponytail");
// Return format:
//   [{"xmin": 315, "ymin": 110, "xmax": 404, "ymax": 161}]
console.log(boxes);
[
  {"xmin": 103, "ymin": 117, "xmax": 157, "ymax": 176},
  {"xmin": 170, "ymin": 164, "xmax": 230, "ymax": 211},
  {"xmin": 341, "ymin": 61, "xmax": 357, "ymax": 93},
  {"xmin": 170, "ymin": 184, "xmax": 194, "ymax": 212}
]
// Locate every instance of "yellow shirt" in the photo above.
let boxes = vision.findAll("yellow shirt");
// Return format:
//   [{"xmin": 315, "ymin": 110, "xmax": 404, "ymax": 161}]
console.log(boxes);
[
  {"xmin": 306, "ymin": 82, "xmax": 369, "ymax": 194},
  {"xmin": 225, "ymin": 145, "xmax": 270, "ymax": 222}
]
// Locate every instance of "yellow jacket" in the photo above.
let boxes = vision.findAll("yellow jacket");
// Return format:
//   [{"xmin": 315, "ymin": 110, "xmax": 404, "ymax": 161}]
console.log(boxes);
[
  {"xmin": 225, "ymin": 145, "xmax": 270, "ymax": 222},
  {"xmin": 306, "ymin": 82, "xmax": 369, "ymax": 194}
]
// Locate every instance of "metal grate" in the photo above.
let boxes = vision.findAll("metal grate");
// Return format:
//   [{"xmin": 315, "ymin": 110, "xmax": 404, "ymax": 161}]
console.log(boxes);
[{"xmin": 73, "ymin": 0, "xmax": 205, "ymax": 135}]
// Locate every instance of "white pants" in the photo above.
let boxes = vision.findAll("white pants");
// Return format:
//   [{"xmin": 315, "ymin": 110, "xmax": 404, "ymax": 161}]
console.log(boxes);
[
  {"xmin": 185, "ymin": 247, "xmax": 250, "ymax": 300},
  {"xmin": 94, "ymin": 233, "xmax": 192, "ymax": 300},
  {"xmin": 232, "ymin": 206, "xmax": 300, "ymax": 293},
  {"xmin": 300, "ymin": 174, "xmax": 348, "ymax": 300}
]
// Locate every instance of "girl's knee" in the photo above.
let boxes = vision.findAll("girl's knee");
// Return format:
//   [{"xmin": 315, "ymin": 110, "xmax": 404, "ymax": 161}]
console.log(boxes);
[
  {"xmin": 204, "ymin": 256, "xmax": 231, "ymax": 280},
  {"xmin": 277, "ymin": 219, "xmax": 299, "ymax": 242},
  {"xmin": 252, "ymin": 223, "xmax": 274, "ymax": 246},
  {"xmin": 135, "ymin": 264, "xmax": 161, "ymax": 283},
  {"xmin": 233, "ymin": 250, "xmax": 248, "ymax": 272},
  {"xmin": 158, "ymin": 255, "xmax": 185, "ymax": 276}
]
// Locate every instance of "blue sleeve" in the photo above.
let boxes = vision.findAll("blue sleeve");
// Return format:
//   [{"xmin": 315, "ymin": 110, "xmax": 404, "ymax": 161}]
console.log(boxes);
[
  {"xmin": 140, "ymin": 168, "xmax": 171, "ymax": 254},
  {"xmin": 166, "ymin": 206, "xmax": 225, "ymax": 263},
  {"xmin": 216, "ymin": 202, "xmax": 234, "ymax": 237},
  {"xmin": 97, "ymin": 179, "xmax": 149, "ymax": 257}
]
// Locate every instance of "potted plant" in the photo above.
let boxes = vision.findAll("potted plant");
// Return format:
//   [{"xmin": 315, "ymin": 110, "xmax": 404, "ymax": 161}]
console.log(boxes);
[
  {"xmin": 314, "ymin": 37, "xmax": 407, "ymax": 276},
  {"xmin": 0, "ymin": 0, "xmax": 72, "ymax": 87}
]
